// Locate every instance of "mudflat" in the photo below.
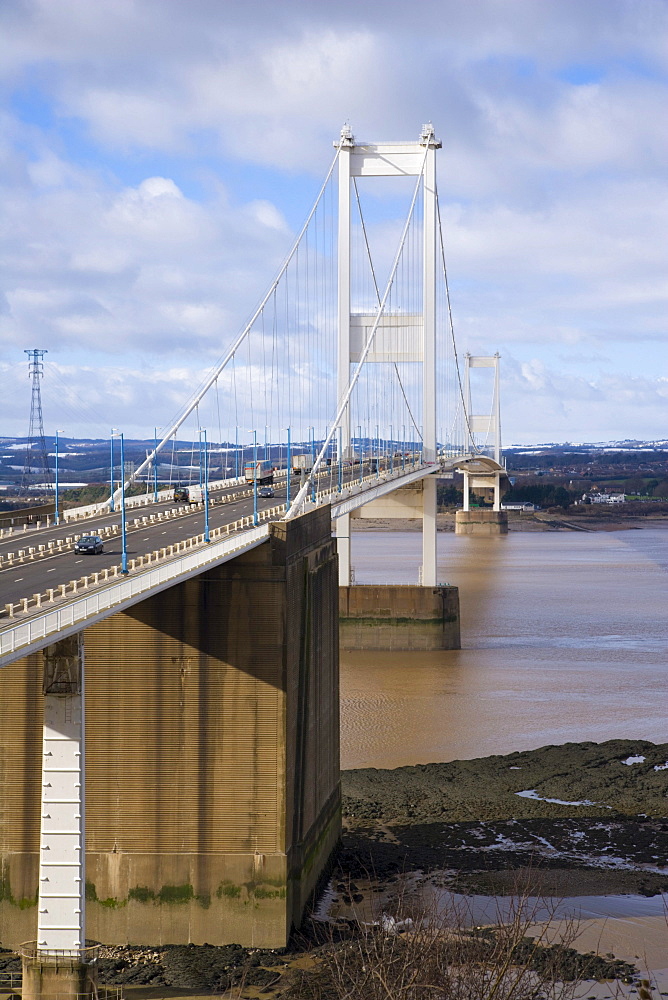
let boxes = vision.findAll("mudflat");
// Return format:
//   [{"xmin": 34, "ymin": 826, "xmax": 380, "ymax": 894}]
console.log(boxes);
[{"xmin": 339, "ymin": 738, "xmax": 668, "ymax": 897}]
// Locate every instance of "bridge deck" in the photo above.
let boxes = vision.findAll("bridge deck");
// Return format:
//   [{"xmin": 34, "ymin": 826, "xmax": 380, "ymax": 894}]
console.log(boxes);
[{"xmin": 0, "ymin": 459, "xmax": 469, "ymax": 667}]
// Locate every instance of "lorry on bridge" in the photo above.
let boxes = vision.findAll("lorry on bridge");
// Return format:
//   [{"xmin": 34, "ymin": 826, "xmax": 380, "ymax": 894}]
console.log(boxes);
[
  {"xmin": 244, "ymin": 460, "xmax": 274, "ymax": 484},
  {"xmin": 172, "ymin": 484, "xmax": 203, "ymax": 503},
  {"xmin": 292, "ymin": 454, "xmax": 313, "ymax": 475}
]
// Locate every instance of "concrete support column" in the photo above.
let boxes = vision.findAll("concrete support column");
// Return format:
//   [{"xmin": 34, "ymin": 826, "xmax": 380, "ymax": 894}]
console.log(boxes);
[
  {"xmin": 421, "ymin": 476, "xmax": 437, "ymax": 587},
  {"xmin": 1, "ymin": 507, "xmax": 340, "ymax": 952},
  {"xmin": 336, "ymin": 512, "xmax": 351, "ymax": 585},
  {"xmin": 493, "ymin": 473, "xmax": 501, "ymax": 512},
  {"xmin": 462, "ymin": 471, "xmax": 470, "ymax": 511}
]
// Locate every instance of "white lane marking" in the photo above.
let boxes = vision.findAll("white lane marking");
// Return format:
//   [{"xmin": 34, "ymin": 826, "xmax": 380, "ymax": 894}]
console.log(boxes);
[
  {"xmin": 47, "ymin": 568, "xmax": 56, "ymax": 573},
  {"xmin": 75, "ymin": 559, "xmax": 83, "ymax": 564},
  {"xmin": 14, "ymin": 577, "xmax": 24, "ymax": 582},
  {"xmin": 161, "ymin": 531, "xmax": 167, "ymax": 534},
  {"xmin": 143, "ymin": 536, "xmax": 150, "ymax": 540}
]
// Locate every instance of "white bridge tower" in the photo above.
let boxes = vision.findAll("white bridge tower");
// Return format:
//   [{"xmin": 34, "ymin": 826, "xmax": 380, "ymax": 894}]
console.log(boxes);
[{"xmin": 335, "ymin": 124, "xmax": 441, "ymax": 587}]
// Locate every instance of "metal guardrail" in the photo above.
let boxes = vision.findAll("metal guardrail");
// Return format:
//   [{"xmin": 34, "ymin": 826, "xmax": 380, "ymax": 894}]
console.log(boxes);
[
  {"xmin": 19, "ymin": 944, "xmax": 99, "ymax": 964},
  {"xmin": 0, "ymin": 980, "xmax": 123, "ymax": 1000},
  {"xmin": 0, "ymin": 971, "xmax": 22, "ymax": 990}
]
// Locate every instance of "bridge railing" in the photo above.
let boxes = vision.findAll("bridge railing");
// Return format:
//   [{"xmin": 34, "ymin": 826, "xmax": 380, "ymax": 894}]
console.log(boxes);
[
  {"xmin": 0, "ymin": 459, "xmax": 435, "ymax": 660},
  {"xmin": 0, "ymin": 522, "xmax": 273, "ymax": 662}
]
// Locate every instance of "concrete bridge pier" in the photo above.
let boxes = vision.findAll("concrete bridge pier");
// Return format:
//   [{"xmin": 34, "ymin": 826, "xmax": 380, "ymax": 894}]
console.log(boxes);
[
  {"xmin": 338, "ymin": 477, "xmax": 461, "ymax": 650},
  {"xmin": 0, "ymin": 507, "xmax": 340, "ymax": 951}
]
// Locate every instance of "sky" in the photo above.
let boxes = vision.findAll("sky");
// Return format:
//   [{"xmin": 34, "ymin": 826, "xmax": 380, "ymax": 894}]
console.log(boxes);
[{"xmin": 1, "ymin": 0, "xmax": 667, "ymax": 445}]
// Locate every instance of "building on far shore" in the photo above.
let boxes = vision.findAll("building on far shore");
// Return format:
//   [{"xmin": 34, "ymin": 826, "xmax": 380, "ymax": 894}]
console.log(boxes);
[{"xmin": 582, "ymin": 492, "xmax": 626, "ymax": 504}]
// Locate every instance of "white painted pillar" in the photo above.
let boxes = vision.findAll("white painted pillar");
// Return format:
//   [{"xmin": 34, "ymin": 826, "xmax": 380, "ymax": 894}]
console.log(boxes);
[
  {"xmin": 422, "ymin": 128, "xmax": 438, "ymax": 587},
  {"xmin": 493, "ymin": 472, "xmax": 501, "ymax": 512},
  {"xmin": 337, "ymin": 511, "xmax": 352, "ymax": 586},
  {"xmin": 421, "ymin": 476, "xmax": 437, "ymax": 586},
  {"xmin": 493, "ymin": 352, "xmax": 502, "ymax": 466},
  {"xmin": 337, "ymin": 129, "xmax": 351, "ymax": 460},
  {"xmin": 422, "ymin": 133, "xmax": 437, "ymax": 464},
  {"xmin": 37, "ymin": 634, "xmax": 85, "ymax": 954},
  {"xmin": 336, "ymin": 126, "xmax": 353, "ymax": 584},
  {"xmin": 463, "ymin": 471, "xmax": 470, "ymax": 512}
]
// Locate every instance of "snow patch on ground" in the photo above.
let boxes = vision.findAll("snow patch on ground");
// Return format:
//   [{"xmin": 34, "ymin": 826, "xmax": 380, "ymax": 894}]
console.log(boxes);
[
  {"xmin": 515, "ymin": 789, "xmax": 611, "ymax": 808},
  {"xmin": 653, "ymin": 760, "xmax": 668, "ymax": 771},
  {"xmin": 622, "ymin": 755, "xmax": 646, "ymax": 765}
]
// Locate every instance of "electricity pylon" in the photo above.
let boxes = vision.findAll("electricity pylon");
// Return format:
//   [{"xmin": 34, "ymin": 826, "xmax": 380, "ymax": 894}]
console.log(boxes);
[{"xmin": 21, "ymin": 349, "xmax": 51, "ymax": 492}]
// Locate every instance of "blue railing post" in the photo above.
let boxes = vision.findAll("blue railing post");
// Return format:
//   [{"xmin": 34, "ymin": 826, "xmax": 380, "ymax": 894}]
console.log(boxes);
[
  {"xmin": 338, "ymin": 427, "xmax": 343, "ymax": 493},
  {"xmin": 117, "ymin": 431, "xmax": 128, "ymax": 574},
  {"xmin": 54, "ymin": 430, "xmax": 60, "ymax": 525},
  {"xmin": 286, "ymin": 427, "xmax": 291, "ymax": 512},
  {"xmin": 109, "ymin": 433, "xmax": 115, "ymax": 512},
  {"xmin": 153, "ymin": 427, "xmax": 159, "ymax": 502},
  {"xmin": 202, "ymin": 429, "xmax": 210, "ymax": 542},
  {"xmin": 310, "ymin": 427, "xmax": 316, "ymax": 503},
  {"xmin": 253, "ymin": 430, "xmax": 258, "ymax": 526}
]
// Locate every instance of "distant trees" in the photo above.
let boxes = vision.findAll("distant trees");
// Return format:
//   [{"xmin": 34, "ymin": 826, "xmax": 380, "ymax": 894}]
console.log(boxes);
[
  {"xmin": 502, "ymin": 482, "xmax": 575, "ymax": 508},
  {"xmin": 551, "ymin": 486, "xmax": 572, "ymax": 509},
  {"xmin": 623, "ymin": 476, "xmax": 646, "ymax": 495},
  {"xmin": 624, "ymin": 477, "xmax": 660, "ymax": 496},
  {"xmin": 437, "ymin": 483, "xmax": 463, "ymax": 506}
]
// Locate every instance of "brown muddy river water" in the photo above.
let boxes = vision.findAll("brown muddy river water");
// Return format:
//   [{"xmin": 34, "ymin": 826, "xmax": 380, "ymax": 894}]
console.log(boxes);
[{"xmin": 341, "ymin": 526, "xmax": 668, "ymax": 770}]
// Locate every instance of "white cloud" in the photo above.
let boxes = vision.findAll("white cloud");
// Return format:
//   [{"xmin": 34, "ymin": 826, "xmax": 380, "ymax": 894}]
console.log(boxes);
[{"xmin": 0, "ymin": 0, "xmax": 667, "ymax": 442}]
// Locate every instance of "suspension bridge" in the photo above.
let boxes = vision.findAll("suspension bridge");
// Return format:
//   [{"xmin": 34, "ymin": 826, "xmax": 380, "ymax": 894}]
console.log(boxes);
[{"xmin": 0, "ymin": 126, "xmax": 506, "ymax": 993}]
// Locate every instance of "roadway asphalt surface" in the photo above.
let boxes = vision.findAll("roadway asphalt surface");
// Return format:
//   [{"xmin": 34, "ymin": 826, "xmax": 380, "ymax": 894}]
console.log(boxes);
[{"xmin": 0, "ymin": 464, "xmax": 377, "ymax": 615}]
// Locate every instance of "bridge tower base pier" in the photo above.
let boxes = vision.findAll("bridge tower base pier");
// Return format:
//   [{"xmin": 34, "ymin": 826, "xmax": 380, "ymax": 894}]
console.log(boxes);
[
  {"xmin": 339, "ymin": 585, "xmax": 460, "ymax": 651},
  {"xmin": 455, "ymin": 509, "xmax": 508, "ymax": 535}
]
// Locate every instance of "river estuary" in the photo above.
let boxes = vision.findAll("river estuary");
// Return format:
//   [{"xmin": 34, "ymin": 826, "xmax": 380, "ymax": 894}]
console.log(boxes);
[{"xmin": 341, "ymin": 525, "xmax": 668, "ymax": 770}]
